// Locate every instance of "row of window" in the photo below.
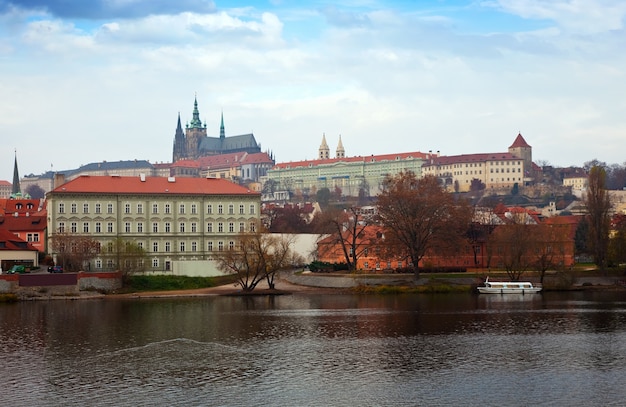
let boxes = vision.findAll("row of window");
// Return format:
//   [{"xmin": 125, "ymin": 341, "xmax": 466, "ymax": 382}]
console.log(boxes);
[
  {"xmin": 56, "ymin": 221, "xmax": 257, "ymax": 234},
  {"xmin": 57, "ymin": 202, "xmax": 257, "ymax": 216}
]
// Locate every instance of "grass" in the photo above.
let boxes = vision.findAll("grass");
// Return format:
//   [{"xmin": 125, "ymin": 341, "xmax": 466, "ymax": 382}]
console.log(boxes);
[
  {"xmin": 121, "ymin": 274, "xmax": 238, "ymax": 293},
  {"xmin": 353, "ymin": 283, "xmax": 474, "ymax": 294}
]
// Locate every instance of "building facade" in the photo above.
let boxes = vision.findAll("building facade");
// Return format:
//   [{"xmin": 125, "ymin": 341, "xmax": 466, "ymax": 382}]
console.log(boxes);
[
  {"xmin": 172, "ymin": 97, "xmax": 261, "ymax": 162},
  {"xmin": 264, "ymin": 135, "xmax": 430, "ymax": 199},
  {"xmin": 421, "ymin": 133, "xmax": 532, "ymax": 193},
  {"xmin": 46, "ymin": 175, "xmax": 261, "ymax": 274}
]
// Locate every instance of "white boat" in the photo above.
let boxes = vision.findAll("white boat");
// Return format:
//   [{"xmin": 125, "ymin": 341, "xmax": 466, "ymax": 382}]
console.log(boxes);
[{"xmin": 477, "ymin": 277, "xmax": 542, "ymax": 294}]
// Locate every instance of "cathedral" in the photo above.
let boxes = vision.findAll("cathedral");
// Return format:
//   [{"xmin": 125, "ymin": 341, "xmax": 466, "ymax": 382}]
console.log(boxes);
[{"xmin": 172, "ymin": 97, "xmax": 261, "ymax": 162}]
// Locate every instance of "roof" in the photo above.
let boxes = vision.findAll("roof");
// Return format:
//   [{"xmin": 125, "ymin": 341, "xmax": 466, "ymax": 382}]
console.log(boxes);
[
  {"xmin": 199, "ymin": 134, "xmax": 260, "ymax": 153},
  {"xmin": 0, "ymin": 229, "xmax": 38, "ymax": 251},
  {"xmin": 76, "ymin": 160, "xmax": 154, "ymax": 172},
  {"xmin": 509, "ymin": 133, "xmax": 531, "ymax": 149},
  {"xmin": 49, "ymin": 175, "xmax": 260, "ymax": 196},
  {"xmin": 0, "ymin": 180, "xmax": 11, "ymax": 187},
  {"xmin": 272, "ymin": 151, "xmax": 429, "ymax": 170},
  {"xmin": 423, "ymin": 152, "xmax": 520, "ymax": 167},
  {"xmin": 0, "ymin": 214, "xmax": 47, "ymax": 232},
  {"xmin": 197, "ymin": 151, "xmax": 274, "ymax": 169}
]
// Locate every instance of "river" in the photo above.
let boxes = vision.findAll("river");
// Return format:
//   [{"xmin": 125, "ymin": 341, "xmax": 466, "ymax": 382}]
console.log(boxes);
[{"xmin": 1, "ymin": 291, "xmax": 624, "ymax": 406}]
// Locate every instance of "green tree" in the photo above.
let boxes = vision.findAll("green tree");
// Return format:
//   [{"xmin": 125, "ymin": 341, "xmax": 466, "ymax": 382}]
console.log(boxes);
[{"xmin": 585, "ymin": 166, "xmax": 612, "ymax": 269}]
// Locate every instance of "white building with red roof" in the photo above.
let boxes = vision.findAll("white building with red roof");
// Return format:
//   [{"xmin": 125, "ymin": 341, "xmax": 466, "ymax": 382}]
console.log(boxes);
[
  {"xmin": 422, "ymin": 133, "xmax": 534, "ymax": 193},
  {"xmin": 46, "ymin": 175, "xmax": 260, "ymax": 275}
]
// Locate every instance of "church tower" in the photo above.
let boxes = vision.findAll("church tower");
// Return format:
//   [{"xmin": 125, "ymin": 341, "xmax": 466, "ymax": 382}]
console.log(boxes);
[
  {"xmin": 11, "ymin": 151, "xmax": 21, "ymax": 197},
  {"xmin": 336, "ymin": 135, "xmax": 345, "ymax": 159},
  {"xmin": 219, "ymin": 111, "xmax": 225, "ymax": 140},
  {"xmin": 172, "ymin": 113, "xmax": 186, "ymax": 162},
  {"xmin": 185, "ymin": 96, "xmax": 207, "ymax": 159},
  {"xmin": 319, "ymin": 133, "xmax": 330, "ymax": 160}
]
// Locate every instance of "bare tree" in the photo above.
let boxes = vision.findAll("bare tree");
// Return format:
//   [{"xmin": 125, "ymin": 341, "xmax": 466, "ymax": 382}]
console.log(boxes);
[
  {"xmin": 490, "ymin": 221, "xmax": 533, "ymax": 281},
  {"xmin": 531, "ymin": 223, "xmax": 569, "ymax": 283},
  {"xmin": 102, "ymin": 237, "xmax": 147, "ymax": 279},
  {"xmin": 376, "ymin": 172, "xmax": 471, "ymax": 278},
  {"xmin": 216, "ymin": 230, "xmax": 296, "ymax": 291},
  {"xmin": 316, "ymin": 206, "xmax": 373, "ymax": 271},
  {"xmin": 50, "ymin": 232, "xmax": 101, "ymax": 272},
  {"xmin": 585, "ymin": 165, "xmax": 612, "ymax": 270}
]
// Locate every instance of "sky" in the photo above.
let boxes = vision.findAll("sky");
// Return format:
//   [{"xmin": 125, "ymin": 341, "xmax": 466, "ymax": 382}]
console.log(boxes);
[{"xmin": 1, "ymin": 0, "xmax": 625, "ymax": 181}]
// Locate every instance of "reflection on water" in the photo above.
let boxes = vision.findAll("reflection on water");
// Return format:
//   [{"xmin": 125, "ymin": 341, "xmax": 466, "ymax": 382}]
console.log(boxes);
[{"xmin": 1, "ymin": 291, "xmax": 625, "ymax": 406}]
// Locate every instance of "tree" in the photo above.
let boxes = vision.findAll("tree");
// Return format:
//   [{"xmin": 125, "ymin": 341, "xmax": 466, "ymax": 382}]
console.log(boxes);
[
  {"xmin": 376, "ymin": 172, "xmax": 471, "ymax": 278},
  {"xmin": 608, "ymin": 214, "xmax": 626, "ymax": 267},
  {"xmin": 316, "ymin": 206, "xmax": 373, "ymax": 271},
  {"xmin": 268, "ymin": 204, "xmax": 311, "ymax": 233},
  {"xmin": 102, "ymin": 237, "xmax": 147, "ymax": 279},
  {"xmin": 49, "ymin": 232, "xmax": 101, "ymax": 272},
  {"xmin": 531, "ymin": 222, "xmax": 570, "ymax": 283},
  {"xmin": 490, "ymin": 221, "xmax": 533, "ymax": 281},
  {"xmin": 316, "ymin": 187, "xmax": 331, "ymax": 208},
  {"xmin": 215, "ymin": 230, "xmax": 297, "ymax": 291},
  {"xmin": 25, "ymin": 184, "xmax": 45, "ymax": 199},
  {"xmin": 585, "ymin": 166, "xmax": 612, "ymax": 270}
]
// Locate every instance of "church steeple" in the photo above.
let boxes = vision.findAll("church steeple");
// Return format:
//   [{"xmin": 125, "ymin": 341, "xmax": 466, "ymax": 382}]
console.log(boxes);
[
  {"xmin": 11, "ymin": 151, "xmax": 21, "ymax": 197},
  {"xmin": 336, "ymin": 135, "xmax": 345, "ymax": 159},
  {"xmin": 220, "ymin": 111, "xmax": 225, "ymax": 139},
  {"xmin": 172, "ymin": 112, "xmax": 186, "ymax": 162},
  {"xmin": 319, "ymin": 133, "xmax": 330, "ymax": 160},
  {"xmin": 189, "ymin": 95, "xmax": 203, "ymax": 129}
]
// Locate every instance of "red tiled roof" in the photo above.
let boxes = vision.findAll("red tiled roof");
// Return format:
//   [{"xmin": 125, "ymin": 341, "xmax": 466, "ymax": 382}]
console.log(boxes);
[
  {"xmin": 0, "ymin": 214, "xmax": 47, "ymax": 232},
  {"xmin": 49, "ymin": 175, "xmax": 260, "ymax": 196},
  {"xmin": 171, "ymin": 160, "xmax": 200, "ymax": 168},
  {"xmin": 0, "ymin": 180, "xmax": 11, "ymax": 186},
  {"xmin": 0, "ymin": 229, "xmax": 38, "ymax": 251},
  {"xmin": 509, "ymin": 132, "xmax": 531, "ymax": 148},
  {"xmin": 272, "ymin": 151, "xmax": 429, "ymax": 170},
  {"xmin": 423, "ymin": 152, "xmax": 519, "ymax": 166}
]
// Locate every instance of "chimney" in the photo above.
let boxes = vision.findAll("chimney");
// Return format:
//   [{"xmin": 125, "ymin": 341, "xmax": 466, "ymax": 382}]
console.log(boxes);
[{"xmin": 54, "ymin": 173, "xmax": 66, "ymax": 189}]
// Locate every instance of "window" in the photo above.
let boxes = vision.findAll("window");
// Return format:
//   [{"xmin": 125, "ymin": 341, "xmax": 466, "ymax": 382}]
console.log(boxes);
[
  {"xmin": 239, "ymin": 222, "xmax": 245, "ymax": 232},
  {"xmin": 179, "ymin": 222, "xmax": 185, "ymax": 233},
  {"xmin": 58, "ymin": 222, "xmax": 65, "ymax": 233},
  {"xmin": 152, "ymin": 258, "xmax": 159, "ymax": 268},
  {"xmin": 250, "ymin": 221, "xmax": 256, "ymax": 232},
  {"xmin": 218, "ymin": 241, "xmax": 224, "ymax": 251},
  {"xmin": 207, "ymin": 204, "xmax": 213, "ymax": 214},
  {"xmin": 107, "ymin": 222, "xmax": 114, "ymax": 233},
  {"xmin": 137, "ymin": 222, "xmax": 143, "ymax": 233},
  {"xmin": 191, "ymin": 204, "xmax": 197, "ymax": 214},
  {"xmin": 137, "ymin": 241, "xmax": 143, "ymax": 249},
  {"xmin": 191, "ymin": 222, "xmax": 197, "ymax": 233},
  {"xmin": 96, "ymin": 259, "xmax": 102, "ymax": 269},
  {"xmin": 107, "ymin": 259, "xmax": 114, "ymax": 269},
  {"xmin": 191, "ymin": 241, "xmax": 197, "ymax": 252},
  {"xmin": 125, "ymin": 203, "xmax": 131, "ymax": 214},
  {"xmin": 107, "ymin": 242, "xmax": 114, "ymax": 253},
  {"xmin": 107, "ymin": 203, "xmax": 113, "ymax": 214},
  {"xmin": 71, "ymin": 203, "xmax": 77, "ymax": 214},
  {"xmin": 239, "ymin": 204, "xmax": 245, "ymax": 214},
  {"xmin": 137, "ymin": 203, "xmax": 143, "ymax": 214},
  {"xmin": 152, "ymin": 203, "xmax": 158, "ymax": 214},
  {"xmin": 165, "ymin": 242, "xmax": 171, "ymax": 252},
  {"xmin": 95, "ymin": 203, "xmax": 101, "ymax": 214},
  {"xmin": 218, "ymin": 204, "xmax": 223, "ymax": 214},
  {"xmin": 218, "ymin": 222, "xmax": 223, "ymax": 233},
  {"xmin": 165, "ymin": 222, "xmax": 171, "ymax": 233},
  {"xmin": 229, "ymin": 241, "xmax": 235, "ymax": 250},
  {"xmin": 152, "ymin": 222, "xmax": 159, "ymax": 233},
  {"xmin": 207, "ymin": 241, "xmax": 213, "ymax": 251},
  {"xmin": 83, "ymin": 222, "xmax": 89, "ymax": 233},
  {"xmin": 153, "ymin": 242, "xmax": 158, "ymax": 252},
  {"xmin": 165, "ymin": 204, "xmax": 171, "ymax": 214},
  {"xmin": 180, "ymin": 241, "xmax": 185, "ymax": 252},
  {"xmin": 179, "ymin": 204, "xmax": 185, "ymax": 214},
  {"xmin": 165, "ymin": 261, "xmax": 171, "ymax": 271},
  {"xmin": 207, "ymin": 223, "xmax": 213, "ymax": 233},
  {"xmin": 229, "ymin": 222, "xmax": 234, "ymax": 233},
  {"xmin": 27, "ymin": 233, "xmax": 34, "ymax": 242},
  {"xmin": 59, "ymin": 203, "xmax": 65, "ymax": 214},
  {"xmin": 125, "ymin": 222, "xmax": 131, "ymax": 233},
  {"xmin": 249, "ymin": 204, "xmax": 255, "ymax": 215},
  {"xmin": 83, "ymin": 203, "xmax": 89, "ymax": 214},
  {"xmin": 33, "ymin": 234, "xmax": 39, "ymax": 242},
  {"xmin": 71, "ymin": 222, "xmax": 77, "ymax": 233},
  {"xmin": 95, "ymin": 222, "xmax": 101, "ymax": 233},
  {"xmin": 228, "ymin": 204, "xmax": 234, "ymax": 214}
]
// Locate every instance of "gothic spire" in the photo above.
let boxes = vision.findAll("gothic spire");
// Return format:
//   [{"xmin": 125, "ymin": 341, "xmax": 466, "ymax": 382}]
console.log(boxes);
[
  {"xmin": 220, "ymin": 111, "xmax": 225, "ymax": 139},
  {"xmin": 11, "ymin": 151, "xmax": 21, "ymax": 196},
  {"xmin": 189, "ymin": 95, "xmax": 203, "ymax": 129}
]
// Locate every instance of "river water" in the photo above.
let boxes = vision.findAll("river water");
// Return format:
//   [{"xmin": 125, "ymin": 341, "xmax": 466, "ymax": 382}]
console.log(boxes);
[{"xmin": 1, "ymin": 291, "xmax": 625, "ymax": 406}]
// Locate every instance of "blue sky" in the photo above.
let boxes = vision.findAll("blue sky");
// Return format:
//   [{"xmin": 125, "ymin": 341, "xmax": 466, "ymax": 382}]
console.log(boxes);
[{"xmin": 1, "ymin": 0, "xmax": 625, "ymax": 181}]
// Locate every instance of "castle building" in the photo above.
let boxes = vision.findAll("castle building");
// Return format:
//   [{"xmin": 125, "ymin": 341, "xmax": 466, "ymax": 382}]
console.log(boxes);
[
  {"xmin": 421, "ymin": 133, "xmax": 534, "ymax": 193},
  {"xmin": 172, "ymin": 97, "xmax": 261, "ymax": 162}
]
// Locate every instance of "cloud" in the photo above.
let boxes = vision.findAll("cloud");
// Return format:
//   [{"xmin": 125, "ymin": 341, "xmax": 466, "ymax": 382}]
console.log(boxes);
[{"xmin": 0, "ymin": 0, "xmax": 217, "ymax": 19}]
